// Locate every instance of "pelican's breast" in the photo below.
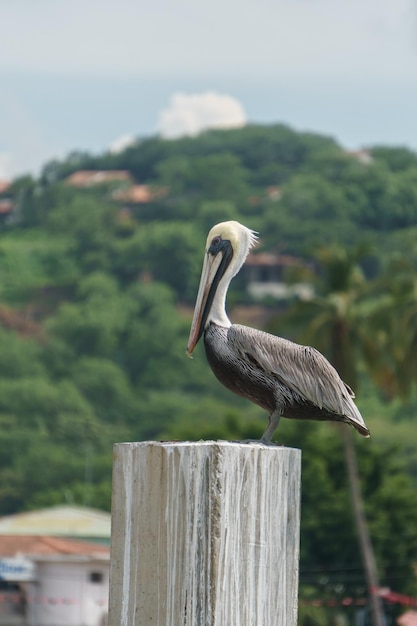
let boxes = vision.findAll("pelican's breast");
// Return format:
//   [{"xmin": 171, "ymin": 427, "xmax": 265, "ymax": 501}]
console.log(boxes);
[{"xmin": 203, "ymin": 323, "xmax": 277, "ymax": 413}]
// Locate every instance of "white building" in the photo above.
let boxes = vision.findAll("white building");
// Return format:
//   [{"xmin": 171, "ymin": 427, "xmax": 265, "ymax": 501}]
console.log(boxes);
[
  {"xmin": 0, "ymin": 535, "xmax": 109, "ymax": 626},
  {"xmin": 0, "ymin": 507, "xmax": 111, "ymax": 626},
  {"xmin": 244, "ymin": 252, "xmax": 313, "ymax": 301}
]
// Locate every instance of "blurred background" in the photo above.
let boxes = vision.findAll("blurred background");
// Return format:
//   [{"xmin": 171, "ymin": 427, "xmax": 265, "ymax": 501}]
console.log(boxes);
[
  {"xmin": 0, "ymin": 1, "xmax": 417, "ymax": 625},
  {"xmin": 1, "ymin": 0, "xmax": 417, "ymax": 178}
]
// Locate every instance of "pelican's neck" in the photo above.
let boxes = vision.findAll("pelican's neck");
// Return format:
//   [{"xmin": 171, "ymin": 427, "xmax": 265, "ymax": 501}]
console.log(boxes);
[
  {"xmin": 208, "ymin": 274, "xmax": 232, "ymax": 328},
  {"xmin": 202, "ymin": 221, "xmax": 257, "ymax": 331}
]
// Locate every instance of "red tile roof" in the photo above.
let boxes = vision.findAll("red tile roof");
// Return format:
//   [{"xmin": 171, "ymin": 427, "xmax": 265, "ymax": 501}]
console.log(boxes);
[
  {"xmin": 0, "ymin": 181, "xmax": 11, "ymax": 194},
  {"xmin": 266, "ymin": 186, "xmax": 282, "ymax": 200},
  {"xmin": 0, "ymin": 535, "xmax": 109, "ymax": 558},
  {"xmin": 65, "ymin": 170, "xmax": 132, "ymax": 188},
  {"xmin": 0, "ymin": 304, "xmax": 44, "ymax": 340},
  {"xmin": 113, "ymin": 184, "xmax": 167, "ymax": 204},
  {"xmin": 0, "ymin": 199, "xmax": 13, "ymax": 214}
]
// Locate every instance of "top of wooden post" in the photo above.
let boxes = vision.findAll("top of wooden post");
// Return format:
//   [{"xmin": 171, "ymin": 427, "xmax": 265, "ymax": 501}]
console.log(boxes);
[
  {"xmin": 113, "ymin": 439, "xmax": 301, "ymax": 453},
  {"xmin": 110, "ymin": 439, "xmax": 301, "ymax": 625}
]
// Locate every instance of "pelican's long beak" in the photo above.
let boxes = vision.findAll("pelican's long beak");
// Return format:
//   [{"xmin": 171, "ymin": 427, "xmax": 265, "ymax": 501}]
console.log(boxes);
[
  {"xmin": 187, "ymin": 240, "xmax": 233, "ymax": 358},
  {"xmin": 186, "ymin": 250, "xmax": 225, "ymax": 358}
]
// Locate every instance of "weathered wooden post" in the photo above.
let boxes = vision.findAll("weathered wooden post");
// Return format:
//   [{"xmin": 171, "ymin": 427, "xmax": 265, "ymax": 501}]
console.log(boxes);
[{"xmin": 109, "ymin": 441, "xmax": 301, "ymax": 626}]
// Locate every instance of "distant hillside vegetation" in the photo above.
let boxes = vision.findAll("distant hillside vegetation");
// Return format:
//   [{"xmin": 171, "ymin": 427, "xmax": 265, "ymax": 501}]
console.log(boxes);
[{"xmin": 0, "ymin": 124, "xmax": 417, "ymax": 607}]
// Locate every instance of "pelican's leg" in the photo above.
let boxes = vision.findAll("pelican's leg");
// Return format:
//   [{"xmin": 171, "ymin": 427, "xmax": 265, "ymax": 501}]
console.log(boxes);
[{"xmin": 260, "ymin": 410, "xmax": 281, "ymax": 443}]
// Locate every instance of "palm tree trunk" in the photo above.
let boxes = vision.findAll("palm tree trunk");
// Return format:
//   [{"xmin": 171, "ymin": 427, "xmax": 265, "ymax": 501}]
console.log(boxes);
[
  {"xmin": 331, "ymin": 319, "xmax": 385, "ymax": 625},
  {"xmin": 341, "ymin": 425, "xmax": 386, "ymax": 626}
]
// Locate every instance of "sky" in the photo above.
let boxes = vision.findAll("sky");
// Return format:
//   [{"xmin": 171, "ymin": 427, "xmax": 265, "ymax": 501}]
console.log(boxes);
[{"xmin": 1, "ymin": 0, "xmax": 417, "ymax": 179}]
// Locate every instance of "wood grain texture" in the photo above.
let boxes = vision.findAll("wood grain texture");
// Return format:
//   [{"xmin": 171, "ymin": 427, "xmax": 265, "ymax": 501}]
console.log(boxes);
[{"xmin": 109, "ymin": 441, "xmax": 301, "ymax": 626}]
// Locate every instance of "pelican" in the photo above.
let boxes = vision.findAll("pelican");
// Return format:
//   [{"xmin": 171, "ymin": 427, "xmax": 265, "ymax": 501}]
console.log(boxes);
[{"xmin": 186, "ymin": 220, "xmax": 370, "ymax": 443}]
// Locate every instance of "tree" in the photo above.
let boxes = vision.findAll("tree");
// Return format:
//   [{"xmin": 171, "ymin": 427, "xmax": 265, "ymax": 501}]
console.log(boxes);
[
  {"xmin": 70, "ymin": 357, "xmax": 137, "ymax": 425},
  {"xmin": 196, "ymin": 200, "xmax": 240, "ymax": 234},
  {"xmin": 367, "ymin": 254, "xmax": 417, "ymax": 400},
  {"xmin": 269, "ymin": 244, "xmax": 386, "ymax": 626},
  {"xmin": 120, "ymin": 281, "xmax": 194, "ymax": 388},
  {"xmin": 112, "ymin": 222, "xmax": 203, "ymax": 300},
  {"xmin": 156, "ymin": 152, "xmax": 250, "ymax": 205},
  {"xmin": 371, "ymin": 146, "xmax": 417, "ymax": 172},
  {"xmin": 45, "ymin": 192, "xmax": 118, "ymax": 271},
  {"xmin": 46, "ymin": 273, "xmax": 131, "ymax": 358}
]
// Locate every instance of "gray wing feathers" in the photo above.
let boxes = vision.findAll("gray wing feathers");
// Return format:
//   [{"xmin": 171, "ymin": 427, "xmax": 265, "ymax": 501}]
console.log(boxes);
[{"xmin": 230, "ymin": 324, "xmax": 365, "ymax": 425}]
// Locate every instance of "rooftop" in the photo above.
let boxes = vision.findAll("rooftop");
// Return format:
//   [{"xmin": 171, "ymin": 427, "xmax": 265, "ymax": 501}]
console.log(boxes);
[
  {"xmin": 113, "ymin": 184, "xmax": 167, "ymax": 204},
  {"xmin": 0, "ymin": 535, "xmax": 109, "ymax": 559},
  {"xmin": 246, "ymin": 252, "xmax": 306, "ymax": 268},
  {"xmin": 0, "ymin": 180, "xmax": 11, "ymax": 194},
  {"xmin": 65, "ymin": 170, "xmax": 132, "ymax": 187},
  {"xmin": 0, "ymin": 505, "xmax": 111, "ymax": 539},
  {"xmin": 0, "ymin": 199, "xmax": 13, "ymax": 214}
]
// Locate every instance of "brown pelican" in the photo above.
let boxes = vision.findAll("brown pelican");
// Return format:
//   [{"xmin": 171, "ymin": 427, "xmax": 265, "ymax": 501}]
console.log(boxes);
[{"xmin": 186, "ymin": 220, "xmax": 370, "ymax": 443}]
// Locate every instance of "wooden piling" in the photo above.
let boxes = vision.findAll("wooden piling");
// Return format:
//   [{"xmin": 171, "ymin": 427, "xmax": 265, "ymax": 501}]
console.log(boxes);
[{"xmin": 109, "ymin": 441, "xmax": 301, "ymax": 626}]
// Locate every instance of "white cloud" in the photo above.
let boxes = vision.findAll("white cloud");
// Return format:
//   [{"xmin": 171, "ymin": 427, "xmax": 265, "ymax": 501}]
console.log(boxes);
[
  {"xmin": 108, "ymin": 133, "xmax": 136, "ymax": 154},
  {"xmin": 1, "ymin": 0, "xmax": 416, "ymax": 175},
  {"xmin": 157, "ymin": 92, "xmax": 247, "ymax": 139}
]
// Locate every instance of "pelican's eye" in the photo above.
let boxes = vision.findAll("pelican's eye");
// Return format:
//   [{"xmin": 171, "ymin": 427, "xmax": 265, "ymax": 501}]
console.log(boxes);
[{"xmin": 208, "ymin": 235, "xmax": 224, "ymax": 255}]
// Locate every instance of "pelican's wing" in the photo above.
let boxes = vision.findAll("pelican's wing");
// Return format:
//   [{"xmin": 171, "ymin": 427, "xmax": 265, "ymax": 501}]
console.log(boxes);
[{"xmin": 229, "ymin": 324, "xmax": 367, "ymax": 431}]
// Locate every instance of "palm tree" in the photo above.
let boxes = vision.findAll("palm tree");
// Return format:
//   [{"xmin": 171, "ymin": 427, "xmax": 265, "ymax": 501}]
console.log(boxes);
[
  {"xmin": 269, "ymin": 243, "xmax": 386, "ymax": 626},
  {"xmin": 368, "ymin": 254, "xmax": 417, "ymax": 401}
]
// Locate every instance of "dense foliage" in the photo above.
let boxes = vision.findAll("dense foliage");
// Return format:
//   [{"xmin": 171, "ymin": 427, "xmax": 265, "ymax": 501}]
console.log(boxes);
[{"xmin": 2, "ymin": 124, "xmax": 417, "ymax": 622}]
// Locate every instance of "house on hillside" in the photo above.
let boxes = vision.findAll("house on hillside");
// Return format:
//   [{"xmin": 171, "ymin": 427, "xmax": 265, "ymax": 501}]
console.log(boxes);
[
  {"xmin": 0, "ymin": 535, "xmax": 109, "ymax": 626},
  {"xmin": 0, "ymin": 181, "xmax": 10, "ymax": 195},
  {"xmin": 0, "ymin": 181, "xmax": 14, "ymax": 221},
  {"xmin": 244, "ymin": 252, "xmax": 313, "ymax": 300},
  {"xmin": 0, "ymin": 199, "xmax": 14, "ymax": 220},
  {"xmin": 345, "ymin": 148, "xmax": 373, "ymax": 165},
  {"xmin": 112, "ymin": 184, "xmax": 167, "ymax": 205},
  {"xmin": 64, "ymin": 170, "xmax": 132, "ymax": 188}
]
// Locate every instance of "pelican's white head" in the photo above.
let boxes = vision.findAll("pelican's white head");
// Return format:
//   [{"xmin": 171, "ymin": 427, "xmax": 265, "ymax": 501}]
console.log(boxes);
[
  {"xmin": 205, "ymin": 221, "xmax": 258, "ymax": 277},
  {"xmin": 186, "ymin": 221, "xmax": 258, "ymax": 357}
]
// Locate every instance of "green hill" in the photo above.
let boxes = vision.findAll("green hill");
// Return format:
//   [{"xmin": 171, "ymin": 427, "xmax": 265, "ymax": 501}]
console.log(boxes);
[{"xmin": 1, "ymin": 123, "xmax": 417, "ymax": 610}]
